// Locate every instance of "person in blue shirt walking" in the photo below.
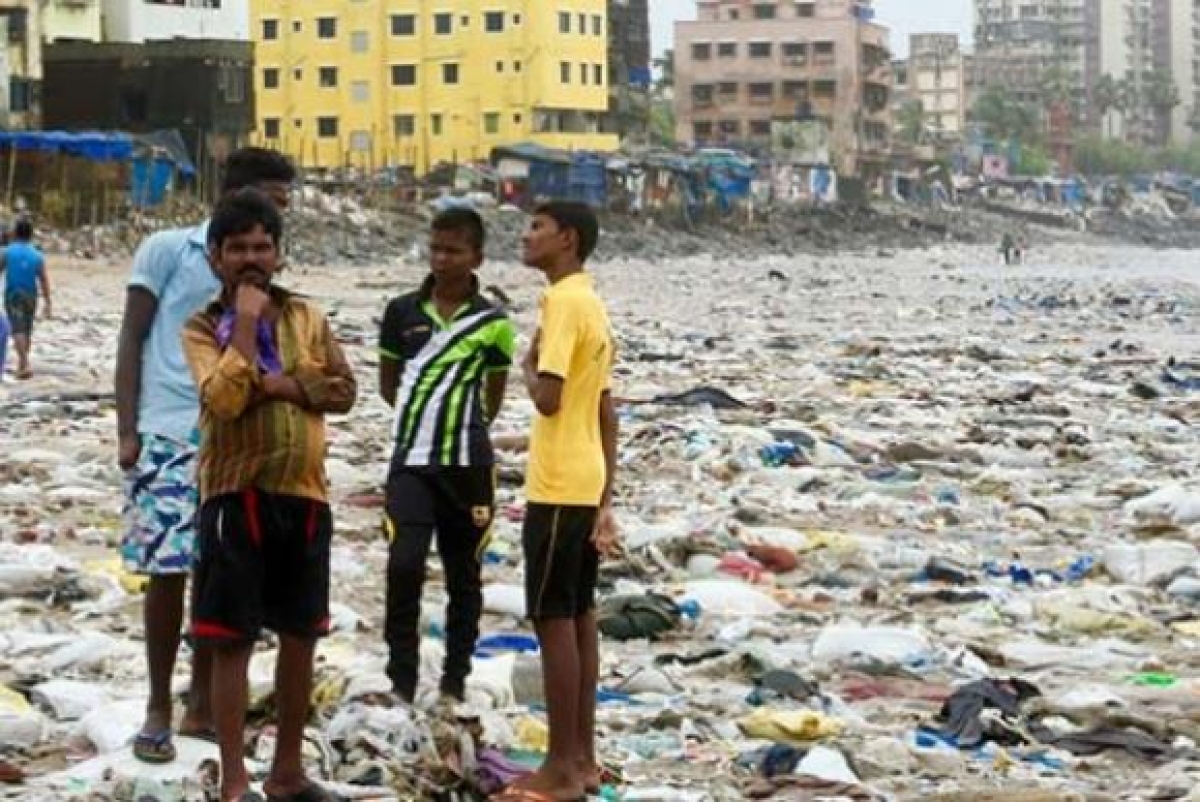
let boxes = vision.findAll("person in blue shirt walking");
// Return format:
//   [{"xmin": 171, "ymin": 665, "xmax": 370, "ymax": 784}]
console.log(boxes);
[
  {"xmin": 114, "ymin": 147, "xmax": 295, "ymax": 766},
  {"xmin": 0, "ymin": 219, "xmax": 51, "ymax": 380}
]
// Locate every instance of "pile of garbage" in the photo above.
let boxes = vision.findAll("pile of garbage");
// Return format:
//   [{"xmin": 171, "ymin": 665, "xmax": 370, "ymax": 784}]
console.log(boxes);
[{"xmin": 4, "ymin": 242, "xmax": 1200, "ymax": 800}]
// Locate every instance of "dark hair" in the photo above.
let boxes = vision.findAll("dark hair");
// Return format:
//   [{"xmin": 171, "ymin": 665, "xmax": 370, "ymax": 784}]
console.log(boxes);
[
  {"xmin": 207, "ymin": 188, "xmax": 283, "ymax": 250},
  {"xmin": 534, "ymin": 201, "xmax": 599, "ymax": 262},
  {"xmin": 432, "ymin": 208, "xmax": 486, "ymax": 251},
  {"xmin": 221, "ymin": 147, "xmax": 296, "ymax": 194},
  {"xmin": 12, "ymin": 219, "xmax": 32, "ymax": 241}
]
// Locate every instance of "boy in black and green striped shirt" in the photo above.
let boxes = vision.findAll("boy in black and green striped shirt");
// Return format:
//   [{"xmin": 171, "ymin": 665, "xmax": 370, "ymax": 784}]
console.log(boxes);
[{"xmin": 378, "ymin": 209, "xmax": 516, "ymax": 702}]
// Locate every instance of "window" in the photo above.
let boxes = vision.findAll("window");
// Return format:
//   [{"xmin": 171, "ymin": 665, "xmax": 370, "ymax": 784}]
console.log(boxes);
[
  {"xmin": 461, "ymin": 15, "xmax": 470, "ymax": 26},
  {"xmin": 749, "ymin": 41, "xmax": 772, "ymax": 58},
  {"xmin": 292, "ymin": 67, "xmax": 303, "ymax": 81},
  {"xmin": 262, "ymin": 19, "xmax": 279, "ymax": 40},
  {"xmin": 594, "ymin": 64, "xmax": 603, "ymax": 85},
  {"xmin": 263, "ymin": 118, "xmax": 280, "ymax": 139},
  {"xmin": 783, "ymin": 80, "xmax": 808, "ymax": 99},
  {"xmin": 442, "ymin": 63, "xmax": 460, "ymax": 84},
  {"xmin": 391, "ymin": 14, "xmax": 415, "ymax": 36},
  {"xmin": 581, "ymin": 63, "xmax": 589, "ymax": 84},
  {"xmin": 592, "ymin": 14, "xmax": 602, "ymax": 35},
  {"xmin": 318, "ymin": 66, "xmax": 338, "ymax": 88},
  {"xmin": 559, "ymin": 12, "xmax": 570, "ymax": 33},
  {"xmin": 394, "ymin": 115, "xmax": 416, "ymax": 137},
  {"xmin": 317, "ymin": 17, "xmax": 336, "ymax": 38},
  {"xmin": 485, "ymin": 11, "xmax": 504, "ymax": 32},
  {"xmin": 718, "ymin": 81, "xmax": 738, "ymax": 97},
  {"xmin": 560, "ymin": 61, "xmax": 571, "ymax": 83},
  {"xmin": 718, "ymin": 42, "xmax": 736, "ymax": 58},
  {"xmin": 750, "ymin": 82, "xmax": 774, "ymax": 102},
  {"xmin": 753, "ymin": 3, "xmax": 777, "ymax": 19},
  {"xmin": 814, "ymin": 41, "xmax": 835, "ymax": 64},
  {"xmin": 692, "ymin": 42, "xmax": 711, "ymax": 60},
  {"xmin": 796, "ymin": 2, "xmax": 816, "ymax": 17},
  {"xmin": 484, "ymin": 112, "xmax": 500, "ymax": 134},
  {"xmin": 694, "ymin": 121, "xmax": 713, "ymax": 139},
  {"xmin": 513, "ymin": 13, "xmax": 522, "ymax": 25},
  {"xmin": 317, "ymin": 117, "xmax": 339, "ymax": 138},
  {"xmin": 435, "ymin": 13, "xmax": 452, "ymax": 34},
  {"xmin": 352, "ymin": 81, "xmax": 369, "ymax": 102},
  {"xmin": 718, "ymin": 120, "xmax": 740, "ymax": 136},
  {"xmin": 514, "ymin": 113, "xmax": 523, "ymax": 124},
  {"xmin": 391, "ymin": 64, "xmax": 417, "ymax": 86},
  {"xmin": 750, "ymin": 120, "xmax": 771, "ymax": 136},
  {"xmin": 351, "ymin": 31, "xmax": 369, "ymax": 52},
  {"xmin": 514, "ymin": 61, "xmax": 522, "ymax": 72},
  {"xmin": 496, "ymin": 61, "xmax": 505, "ymax": 73},
  {"xmin": 692, "ymin": 84, "xmax": 714, "ymax": 106},
  {"xmin": 292, "ymin": 20, "xmax": 302, "ymax": 33},
  {"xmin": 783, "ymin": 42, "xmax": 807, "ymax": 63},
  {"xmin": 431, "ymin": 114, "xmax": 443, "ymax": 135},
  {"xmin": 263, "ymin": 67, "xmax": 279, "ymax": 88},
  {"xmin": 578, "ymin": 13, "xmax": 586, "ymax": 33}
]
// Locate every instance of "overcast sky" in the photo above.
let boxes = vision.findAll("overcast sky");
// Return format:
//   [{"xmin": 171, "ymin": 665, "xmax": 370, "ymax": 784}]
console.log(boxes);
[{"xmin": 649, "ymin": 0, "xmax": 974, "ymax": 58}]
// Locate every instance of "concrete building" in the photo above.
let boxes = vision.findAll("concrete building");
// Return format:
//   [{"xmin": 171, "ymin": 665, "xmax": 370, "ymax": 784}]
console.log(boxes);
[
  {"xmin": 101, "ymin": 0, "xmax": 250, "ymax": 43},
  {"xmin": 0, "ymin": 2, "xmax": 43, "ymax": 128},
  {"xmin": 974, "ymin": 0, "xmax": 1199, "ymax": 144},
  {"xmin": 44, "ymin": 39, "xmax": 255, "ymax": 169},
  {"xmin": 674, "ymin": 0, "xmax": 892, "ymax": 178},
  {"xmin": 907, "ymin": 33, "xmax": 967, "ymax": 142},
  {"xmin": 251, "ymin": 0, "xmax": 618, "ymax": 173},
  {"xmin": 44, "ymin": 0, "xmax": 102, "ymax": 42},
  {"xmin": 607, "ymin": 0, "xmax": 652, "ymax": 142}
]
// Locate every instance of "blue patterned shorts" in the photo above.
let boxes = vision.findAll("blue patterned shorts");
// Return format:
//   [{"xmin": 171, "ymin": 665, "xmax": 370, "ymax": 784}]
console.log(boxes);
[{"xmin": 121, "ymin": 433, "xmax": 200, "ymax": 575}]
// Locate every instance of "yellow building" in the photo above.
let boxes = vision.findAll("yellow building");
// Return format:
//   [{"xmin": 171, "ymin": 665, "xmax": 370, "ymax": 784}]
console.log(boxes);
[{"xmin": 250, "ymin": 1, "xmax": 619, "ymax": 172}]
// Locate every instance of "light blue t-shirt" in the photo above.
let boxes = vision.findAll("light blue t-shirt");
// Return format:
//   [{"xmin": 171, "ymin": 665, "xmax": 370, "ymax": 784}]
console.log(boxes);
[
  {"xmin": 129, "ymin": 222, "xmax": 220, "ymax": 442},
  {"xmin": 3, "ymin": 241, "xmax": 44, "ymax": 297}
]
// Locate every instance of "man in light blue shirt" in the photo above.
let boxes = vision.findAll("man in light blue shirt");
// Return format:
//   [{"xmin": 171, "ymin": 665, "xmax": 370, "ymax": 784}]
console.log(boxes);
[{"xmin": 114, "ymin": 148, "xmax": 295, "ymax": 765}]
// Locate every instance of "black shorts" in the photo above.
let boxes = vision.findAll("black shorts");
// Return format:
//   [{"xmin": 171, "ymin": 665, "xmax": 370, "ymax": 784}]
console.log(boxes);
[
  {"xmin": 192, "ymin": 489, "xmax": 332, "ymax": 643},
  {"xmin": 384, "ymin": 466, "xmax": 495, "ymax": 541},
  {"xmin": 522, "ymin": 503, "xmax": 599, "ymax": 620}
]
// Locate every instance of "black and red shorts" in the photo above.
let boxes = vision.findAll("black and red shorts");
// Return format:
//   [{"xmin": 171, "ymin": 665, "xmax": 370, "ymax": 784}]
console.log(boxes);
[{"xmin": 192, "ymin": 489, "xmax": 332, "ymax": 643}]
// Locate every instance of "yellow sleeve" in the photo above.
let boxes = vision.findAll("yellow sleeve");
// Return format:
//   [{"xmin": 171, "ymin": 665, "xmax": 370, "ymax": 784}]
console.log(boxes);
[
  {"xmin": 182, "ymin": 317, "xmax": 261, "ymax": 421},
  {"xmin": 537, "ymin": 295, "xmax": 580, "ymax": 380}
]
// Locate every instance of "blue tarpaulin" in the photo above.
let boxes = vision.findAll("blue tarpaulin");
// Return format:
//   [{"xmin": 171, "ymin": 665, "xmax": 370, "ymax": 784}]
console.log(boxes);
[
  {"xmin": 0, "ymin": 131, "xmax": 134, "ymax": 161},
  {"xmin": 131, "ymin": 157, "xmax": 175, "ymax": 207},
  {"xmin": 493, "ymin": 143, "xmax": 608, "ymax": 208}
]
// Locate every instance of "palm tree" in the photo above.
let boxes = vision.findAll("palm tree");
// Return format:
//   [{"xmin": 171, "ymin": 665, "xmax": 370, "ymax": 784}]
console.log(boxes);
[
  {"xmin": 1093, "ymin": 74, "xmax": 1121, "ymax": 139},
  {"xmin": 971, "ymin": 86, "xmax": 1041, "ymax": 147},
  {"xmin": 1146, "ymin": 69, "xmax": 1181, "ymax": 145},
  {"xmin": 896, "ymin": 100, "xmax": 925, "ymax": 144}
]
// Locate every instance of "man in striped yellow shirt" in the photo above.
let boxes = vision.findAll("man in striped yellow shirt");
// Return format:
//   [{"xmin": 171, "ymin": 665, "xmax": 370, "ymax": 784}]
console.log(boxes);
[{"xmin": 182, "ymin": 189, "xmax": 355, "ymax": 802}]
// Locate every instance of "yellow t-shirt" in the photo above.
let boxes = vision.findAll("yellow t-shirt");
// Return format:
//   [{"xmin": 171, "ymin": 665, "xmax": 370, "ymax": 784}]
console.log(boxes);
[{"xmin": 526, "ymin": 273, "xmax": 614, "ymax": 506}]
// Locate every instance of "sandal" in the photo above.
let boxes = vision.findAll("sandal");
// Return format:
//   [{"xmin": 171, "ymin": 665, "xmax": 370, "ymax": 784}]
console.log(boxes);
[
  {"xmin": 265, "ymin": 781, "xmax": 332, "ymax": 801},
  {"xmin": 132, "ymin": 728, "xmax": 176, "ymax": 764}
]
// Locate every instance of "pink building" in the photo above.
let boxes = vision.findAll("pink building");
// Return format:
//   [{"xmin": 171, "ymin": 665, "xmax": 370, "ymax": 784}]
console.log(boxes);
[{"xmin": 674, "ymin": 0, "xmax": 892, "ymax": 178}]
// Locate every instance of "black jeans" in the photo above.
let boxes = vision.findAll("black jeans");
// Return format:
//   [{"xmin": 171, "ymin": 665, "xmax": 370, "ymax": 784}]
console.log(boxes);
[{"xmin": 384, "ymin": 468, "xmax": 493, "ymax": 699}]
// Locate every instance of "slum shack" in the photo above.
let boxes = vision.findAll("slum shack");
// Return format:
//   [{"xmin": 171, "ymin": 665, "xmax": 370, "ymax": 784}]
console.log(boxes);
[{"xmin": 490, "ymin": 143, "xmax": 607, "ymax": 209}]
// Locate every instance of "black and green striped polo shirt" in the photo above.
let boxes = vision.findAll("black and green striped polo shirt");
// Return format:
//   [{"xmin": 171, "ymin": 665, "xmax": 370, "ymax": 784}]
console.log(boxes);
[{"xmin": 379, "ymin": 278, "xmax": 516, "ymax": 467}]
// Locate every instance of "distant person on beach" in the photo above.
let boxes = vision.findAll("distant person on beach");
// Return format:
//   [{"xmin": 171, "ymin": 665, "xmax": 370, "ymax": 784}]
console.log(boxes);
[
  {"xmin": 377, "ymin": 208, "xmax": 516, "ymax": 703},
  {"xmin": 183, "ymin": 189, "xmax": 355, "ymax": 802},
  {"xmin": 1, "ymin": 219, "xmax": 51, "ymax": 380},
  {"xmin": 113, "ymin": 147, "xmax": 294, "ymax": 765},
  {"xmin": 497, "ymin": 201, "xmax": 618, "ymax": 801},
  {"xmin": 1000, "ymin": 232, "xmax": 1016, "ymax": 266}
]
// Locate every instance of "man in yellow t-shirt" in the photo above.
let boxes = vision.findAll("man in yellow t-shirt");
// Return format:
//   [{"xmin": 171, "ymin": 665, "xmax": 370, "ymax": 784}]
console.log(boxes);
[{"xmin": 504, "ymin": 201, "xmax": 618, "ymax": 802}]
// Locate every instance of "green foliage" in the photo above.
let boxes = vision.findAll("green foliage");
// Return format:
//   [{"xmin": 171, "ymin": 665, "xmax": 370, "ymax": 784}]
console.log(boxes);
[
  {"xmin": 896, "ymin": 100, "xmax": 925, "ymax": 145},
  {"xmin": 1074, "ymin": 135, "xmax": 1200, "ymax": 175},
  {"xmin": 649, "ymin": 99, "xmax": 676, "ymax": 147},
  {"xmin": 971, "ymin": 86, "xmax": 1042, "ymax": 147}
]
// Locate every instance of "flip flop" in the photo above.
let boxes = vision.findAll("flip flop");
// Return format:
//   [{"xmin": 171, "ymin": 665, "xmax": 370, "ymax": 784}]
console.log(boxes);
[
  {"xmin": 132, "ymin": 728, "xmax": 176, "ymax": 764},
  {"xmin": 491, "ymin": 787, "xmax": 585, "ymax": 802},
  {"xmin": 265, "ymin": 781, "xmax": 333, "ymax": 801}
]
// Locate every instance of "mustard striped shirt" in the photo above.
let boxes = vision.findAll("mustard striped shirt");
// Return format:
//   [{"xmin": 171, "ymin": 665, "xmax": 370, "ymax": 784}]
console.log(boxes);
[{"xmin": 182, "ymin": 288, "xmax": 356, "ymax": 503}]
